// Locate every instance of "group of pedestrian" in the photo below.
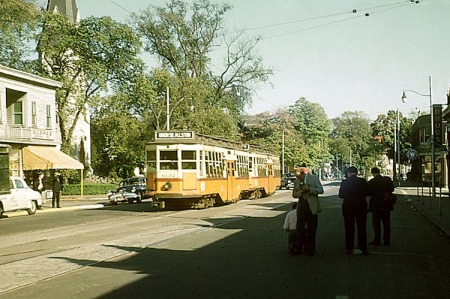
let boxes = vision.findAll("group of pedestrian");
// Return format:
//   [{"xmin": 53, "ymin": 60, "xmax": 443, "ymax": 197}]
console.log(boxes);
[
  {"xmin": 32, "ymin": 171, "xmax": 64, "ymax": 208},
  {"xmin": 283, "ymin": 165, "xmax": 395, "ymax": 256}
]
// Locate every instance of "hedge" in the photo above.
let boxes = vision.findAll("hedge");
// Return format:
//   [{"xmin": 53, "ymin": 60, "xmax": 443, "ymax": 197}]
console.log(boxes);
[{"xmin": 62, "ymin": 183, "xmax": 117, "ymax": 195}]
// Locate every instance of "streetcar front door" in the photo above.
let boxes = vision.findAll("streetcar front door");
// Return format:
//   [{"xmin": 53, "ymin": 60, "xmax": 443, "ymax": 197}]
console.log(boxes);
[
  {"xmin": 267, "ymin": 164, "xmax": 274, "ymax": 193},
  {"xmin": 226, "ymin": 160, "xmax": 236, "ymax": 201}
]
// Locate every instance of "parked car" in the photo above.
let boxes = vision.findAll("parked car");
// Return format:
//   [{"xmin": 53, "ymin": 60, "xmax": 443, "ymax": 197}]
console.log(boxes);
[
  {"xmin": 107, "ymin": 189, "xmax": 142, "ymax": 205},
  {"xmin": 0, "ymin": 176, "xmax": 43, "ymax": 218},
  {"xmin": 107, "ymin": 177, "xmax": 146, "ymax": 205},
  {"xmin": 119, "ymin": 177, "xmax": 147, "ymax": 198},
  {"xmin": 280, "ymin": 172, "xmax": 297, "ymax": 190}
]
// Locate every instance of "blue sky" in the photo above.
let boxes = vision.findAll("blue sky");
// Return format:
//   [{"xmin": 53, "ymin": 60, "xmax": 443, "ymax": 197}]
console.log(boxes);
[{"xmin": 40, "ymin": 0, "xmax": 450, "ymax": 120}]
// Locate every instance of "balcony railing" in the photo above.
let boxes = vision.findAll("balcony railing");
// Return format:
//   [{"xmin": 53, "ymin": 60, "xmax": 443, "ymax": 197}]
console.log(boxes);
[{"xmin": 0, "ymin": 124, "xmax": 61, "ymax": 143}]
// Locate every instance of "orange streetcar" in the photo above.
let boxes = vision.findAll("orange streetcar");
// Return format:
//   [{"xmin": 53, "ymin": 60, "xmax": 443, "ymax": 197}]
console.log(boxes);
[{"xmin": 145, "ymin": 131, "xmax": 281, "ymax": 209}]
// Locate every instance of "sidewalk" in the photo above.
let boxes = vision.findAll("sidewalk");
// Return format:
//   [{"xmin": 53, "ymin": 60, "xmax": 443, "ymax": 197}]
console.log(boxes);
[
  {"xmin": 398, "ymin": 183, "xmax": 450, "ymax": 237},
  {"xmin": 41, "ymin": 194, "xmax": 108, "ymax": 210},
  {"xmin": 2, "ymin": 194, "xmax": 108, "ymax": 218}
]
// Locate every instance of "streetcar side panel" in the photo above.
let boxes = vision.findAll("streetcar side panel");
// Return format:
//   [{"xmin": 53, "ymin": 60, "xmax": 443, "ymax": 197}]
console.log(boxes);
[{"xmin": 144, "ymin": 131, "xmax": 281, "ymax": 209}]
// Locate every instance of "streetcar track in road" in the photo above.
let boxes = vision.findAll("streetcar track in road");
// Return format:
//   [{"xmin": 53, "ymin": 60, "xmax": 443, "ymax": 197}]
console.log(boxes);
[
  {"xmin": 0, "ymin": 249, "xmax": 47, "ymax": 258},
  {"xmin": 0, "ymin": 194, "xmax": 294, "ymax": 295}
]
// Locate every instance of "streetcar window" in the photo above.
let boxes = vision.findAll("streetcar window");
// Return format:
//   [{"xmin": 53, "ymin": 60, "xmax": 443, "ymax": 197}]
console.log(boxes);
[
  {"xmin": 204, "ymin": 150, "xmax": 223, "ymax": 178},
  {"xmin": 182, "ymin": 150, "xmax": 196, "ymax": 160},
  {"xmin": 200, "ymin": 151, "xmax": 205, "ymax": 176},
  {"xmin": 160, "ymin": 162, "xmax": 178, "ymax": 170},
  {"xmin": 160, "ymin": 150, "xmax": 178, "ymax": 170},
  {"xmin": 146, "ymin": 162, "xmax": 157, "ymax": 172},
  {"xmin": 181, "ymin": 150, "xmax": 197, "ymax": 170},
  {"xmin": 146, "ymin": 150, "xmax": 157, "ymax": 172},
  {"xmin": 147, "ymin": 151, "xmax": 156, "ymax": 160},
  {"xmin": 208, "ymin": 162, "xmax": 214, "ymax": 178},
  {"xmin": 236, "ymin": 155, "xmax": 249, "ymax": 178},
  {"xmin": 268, "ymin": 164, "xmax": 273, "ymax": 176},
  {"xmin": 182, "ymin": 162, "xmax": 196, "ymax": 169},
  {"xmin": 160, "ymin": 150, "xmax": 177, "ymax": 160}
]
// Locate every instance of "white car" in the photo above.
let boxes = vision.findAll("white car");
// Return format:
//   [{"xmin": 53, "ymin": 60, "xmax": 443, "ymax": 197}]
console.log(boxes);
[{"xmin": 0, "ymin": 176, "xmax": 43, "ymax": 218}]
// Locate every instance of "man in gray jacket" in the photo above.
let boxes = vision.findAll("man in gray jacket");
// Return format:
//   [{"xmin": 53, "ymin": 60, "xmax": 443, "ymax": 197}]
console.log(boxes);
[{"xmin": 292, "ymin": 165, "xmax": 324, "ymax": 256}]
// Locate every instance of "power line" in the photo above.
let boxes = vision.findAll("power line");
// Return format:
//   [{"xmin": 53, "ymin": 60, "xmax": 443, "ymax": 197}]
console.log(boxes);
[
  {"xmin": 108, "ymin": 0, "xmax": 132, "ymax": 14},
  {"xmin": 257, "ymin": 0, "xmax": 421, "ymax": 41},
  {"xmin": 238, "ymin": 0, "xmax": 410, "ymax": 34}
]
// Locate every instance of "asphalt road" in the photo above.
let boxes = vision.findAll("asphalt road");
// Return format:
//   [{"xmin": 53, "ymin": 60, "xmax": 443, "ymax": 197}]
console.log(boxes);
[{"xmin": 0, "ymin": 183, "xmax": 449, "ymax": 299}]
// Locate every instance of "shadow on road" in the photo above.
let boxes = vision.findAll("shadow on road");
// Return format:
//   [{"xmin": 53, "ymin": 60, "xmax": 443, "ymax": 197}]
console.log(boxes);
[{"xmin": 44, "ymin": 194, "xmax": 450, "ymax": 299}]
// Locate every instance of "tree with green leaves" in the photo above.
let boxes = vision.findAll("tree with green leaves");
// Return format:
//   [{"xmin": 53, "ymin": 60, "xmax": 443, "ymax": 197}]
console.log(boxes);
[
  {"xmin": 289, "ymin": 97, "xmax": 331, "ymax": 168},
  {"xmin": 331, "ymin": 111, "xmax": 380, "ymax": 177},
  {"xmin": 241, "ymin": 98, "xmax": 332, "ymax": 171},
  {"xmin": 0, "ymin": 0, "xmax": 40, "ymax": 71},
  {"xmin": 37, "ymin": 13, "xmax": 143, "ymax": 152},
  {"xmin": 132, "ymin": 0, "xmax": 272, "ymax": 138},
  {"xmin": 371, "ymin": 110, "xmax": 413, "ymax": 165},
  {"xmin": 240, "ymin": 109, "xmax": 307, "ymax": 171},
  {"xmin": 91, "ymin": 96, "xmax": 146, "ymax": 179}
]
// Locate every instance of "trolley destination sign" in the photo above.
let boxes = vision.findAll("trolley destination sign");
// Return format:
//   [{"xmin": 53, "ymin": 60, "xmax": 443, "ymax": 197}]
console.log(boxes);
[{"xmin": 155, "ymin": 131, "xmax": 194, "ymax": 140}]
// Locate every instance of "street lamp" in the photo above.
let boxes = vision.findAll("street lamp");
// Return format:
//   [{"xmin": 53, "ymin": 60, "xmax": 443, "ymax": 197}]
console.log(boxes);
[
  {"xmin": 282, "ymin": 126, "xmax": 285, "ymax": 175},
  {"xmin": 393, "ymin": 109, "xmax": 400, "ymax": 185},
  {"xmin": 401, "ymin": 75, "xmax": 435, "ymax": 198}
]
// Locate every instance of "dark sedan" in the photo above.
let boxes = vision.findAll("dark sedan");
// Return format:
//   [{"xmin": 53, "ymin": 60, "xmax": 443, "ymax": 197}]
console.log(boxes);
[{"xmin": 280, "ymin": 172, "xmax": 297, "ymax": 190}]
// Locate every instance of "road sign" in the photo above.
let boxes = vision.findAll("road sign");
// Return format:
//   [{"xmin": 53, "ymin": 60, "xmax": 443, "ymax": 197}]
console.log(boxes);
[{"xmin": 407, "ymin": 148, "xmax": 418, "ymax": 161}]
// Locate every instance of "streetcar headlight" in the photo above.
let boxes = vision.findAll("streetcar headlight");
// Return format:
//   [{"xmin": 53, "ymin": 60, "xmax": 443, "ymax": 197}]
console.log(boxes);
[{"xmin": 163, "ymin": 182, "xmax": 173, "ymax": 191}]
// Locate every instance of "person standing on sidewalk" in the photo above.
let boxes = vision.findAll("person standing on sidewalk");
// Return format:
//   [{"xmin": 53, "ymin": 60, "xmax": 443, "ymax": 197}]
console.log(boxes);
[
  {"xmin": 338, "ymin": 166, "xmax": 370, "ymax": 255},
  {"xmin": 33, "ymin": 172, "xmax": 45, "ymax": 194},
  {"xmin": 292, "ymin": 164, "xmax": 324, "ymax": 256},
  {"xmin": 52, "ymin": 172, "xmax": 63, "ymax": 208},
  {"xmin": 368, "ymin": 167, "xmax": 395, "ymax": 246}
]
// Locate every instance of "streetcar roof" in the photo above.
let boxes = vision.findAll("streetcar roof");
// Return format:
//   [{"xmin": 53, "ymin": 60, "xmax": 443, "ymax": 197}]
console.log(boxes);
[{"xmin": 147, "ymin": 130, "xmax": 278, "ymax": 157}]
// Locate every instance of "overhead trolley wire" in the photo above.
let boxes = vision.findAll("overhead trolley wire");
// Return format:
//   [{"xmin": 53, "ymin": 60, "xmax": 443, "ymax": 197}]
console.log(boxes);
[{"xmin": 228, "ymin": 0, "xmax": 428, "ymax": 41}]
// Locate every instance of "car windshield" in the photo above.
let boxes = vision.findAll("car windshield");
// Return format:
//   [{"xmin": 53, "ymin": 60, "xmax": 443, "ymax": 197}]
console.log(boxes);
[
  {"xmin": 284, "ymin": 172, "xmax": 296, "ymax": 178},
  {"xmin": 120, "ymin": 178, "xmax": 145, "ymax": 186}
]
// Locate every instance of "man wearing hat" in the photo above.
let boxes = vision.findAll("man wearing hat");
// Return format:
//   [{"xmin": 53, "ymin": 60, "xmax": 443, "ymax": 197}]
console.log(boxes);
[
  {"xmin": 52, "ymin": 171, "xmax": 63, "ymax": 208},
  {"xmin": 292, "ymin": 164, "xmax": 324, "ymax": 256}
]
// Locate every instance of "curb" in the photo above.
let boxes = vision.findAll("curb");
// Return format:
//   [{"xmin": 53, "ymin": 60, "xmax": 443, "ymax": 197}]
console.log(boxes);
[
  {"xmin": 405, "ymin": 198, "xmax": 450, "ymax": 238},
  {"xmin": 1, "ymin": 204, "xmax": 105, "ymax": 219},
  {"xmin": 40, "ymin": 204, "xmax": 106, "ymax": 212}
]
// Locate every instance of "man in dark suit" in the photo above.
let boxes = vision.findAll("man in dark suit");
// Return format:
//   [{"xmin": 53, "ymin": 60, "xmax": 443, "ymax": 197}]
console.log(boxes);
[
  {"xmin": 368, "ymin": 167, "xmax": 395, "ymax": 246},
  {"xmin": 52, "ymin": 172, "xmax": 63, "ymax": 208},
  {"xmin": 338, "ymin": 166, "xmax": 370, "ymax": 255}
]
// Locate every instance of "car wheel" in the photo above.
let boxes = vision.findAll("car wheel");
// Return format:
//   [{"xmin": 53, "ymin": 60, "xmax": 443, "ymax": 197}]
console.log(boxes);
[
  {"xmin": 27, "ymin": 201, "xmax": 37, "ymax": 215},
  {"xmin": 128, "ymin": 198, "xmax": 134, "ymax": 204}
]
